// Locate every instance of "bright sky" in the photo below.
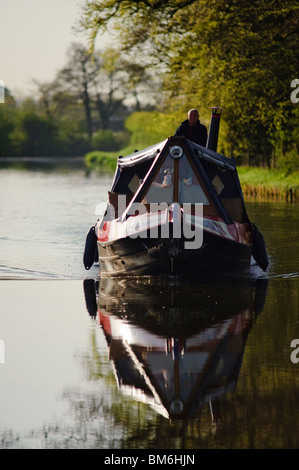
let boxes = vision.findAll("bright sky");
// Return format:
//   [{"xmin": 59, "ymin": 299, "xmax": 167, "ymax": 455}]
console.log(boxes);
[{"xmin": 0, "ymin": 0, "xmax": 108, "ymax": 98}]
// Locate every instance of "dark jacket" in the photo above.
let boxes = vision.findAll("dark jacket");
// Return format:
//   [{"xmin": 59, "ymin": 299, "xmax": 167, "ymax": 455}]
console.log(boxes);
[{"xmin": 175, "ymin": 119, "xmax": 207, "ymax": 147}]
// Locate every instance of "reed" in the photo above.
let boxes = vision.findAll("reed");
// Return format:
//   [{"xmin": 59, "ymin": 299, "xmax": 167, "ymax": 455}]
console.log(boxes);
[{"xmin": 238, "ymin": 167, "xmax": 299, "ymax": 203}]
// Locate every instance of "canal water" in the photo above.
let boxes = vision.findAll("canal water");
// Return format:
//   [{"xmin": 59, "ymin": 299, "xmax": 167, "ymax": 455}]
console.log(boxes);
[{"xmin": 0, "ymin": 158, "xmax": 299, "ymax": 450}]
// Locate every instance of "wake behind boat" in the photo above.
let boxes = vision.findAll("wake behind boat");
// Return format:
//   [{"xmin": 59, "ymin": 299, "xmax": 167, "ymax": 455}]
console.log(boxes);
[{"xmin": 84, "ymin": 108, "xmax": 268, "ymax": 278}]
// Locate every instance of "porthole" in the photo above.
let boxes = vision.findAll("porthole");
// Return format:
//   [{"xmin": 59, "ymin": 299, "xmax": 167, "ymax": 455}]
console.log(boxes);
[{"xmin": 169, "ymin": 145, "xmax": 183, "ymax": 159}]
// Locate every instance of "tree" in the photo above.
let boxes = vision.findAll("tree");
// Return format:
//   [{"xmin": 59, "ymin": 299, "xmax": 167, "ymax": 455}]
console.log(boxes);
[
  {"xmin": 34, "ymin": 80, "xmax": 91, "ymax": 156},
  {"xmin": 79, "ymin": 0, "xmax": 299, "ymax": 166},
  {"xmin": 54, "ymin": 43, "xmax": 130, "ymax": 134},
  {"xmin": 92, "ymin": 48, "xmax": 128, "ymax": 129},
  {"xmin": 9, "ymin": 99, "xmax": 62, "ymax": 156},
  {"xmin": 0, "ymin": 88, "xmax": 17, "ymax": 156},
  {"xmin": 172, "ymin": 0, "xmax": 299, "ymax": 165},
  {"xmin": 79, "ymin": 0, "xmax": 199, "ymax": 56},
  {"xmin": 56, "ymin": 43, "xmax": 97, "ymax": 142},
  {"xmin": 53, "ymin": 43, "xmax": 156, "ymax": 132}
]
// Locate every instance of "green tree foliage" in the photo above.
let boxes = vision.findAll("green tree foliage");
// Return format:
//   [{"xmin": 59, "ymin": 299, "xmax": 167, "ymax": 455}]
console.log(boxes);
[
  {"xmin": 4, "ymin": 98, "xmax": 61, "ymax": 156},
  {"xmin": 80, "ymin": 0, "xmax": 299, "ymax": 168},
  {"xmin": 0, "ymin": 91, "xmax": 16, "ymax": 156},
  {"xmin": 125, "ymin": 111, "xmax": 178, "ymax": 147},
  {"xmin": 0, "ymin": 93, "xmax": 90, "ymax": 157}
]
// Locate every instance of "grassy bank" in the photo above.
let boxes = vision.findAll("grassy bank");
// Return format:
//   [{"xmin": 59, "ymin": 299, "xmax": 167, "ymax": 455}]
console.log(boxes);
[
  {"xmin": 238, "ymin": 166, "xmax": 299, "ymax": 202},
  {"xmin": 85, "ymin": 145, "xmax": 132, "ymax": 172}
]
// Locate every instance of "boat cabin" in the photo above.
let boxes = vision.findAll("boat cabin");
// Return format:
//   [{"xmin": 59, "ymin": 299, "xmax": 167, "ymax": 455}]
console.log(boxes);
[{"xmin": 104, "ymin": 136, "xmax": 249, "ymax": 226}]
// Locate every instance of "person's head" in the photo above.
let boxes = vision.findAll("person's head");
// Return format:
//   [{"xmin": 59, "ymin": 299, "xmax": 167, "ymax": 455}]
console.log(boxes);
[{"xmin": 187, "ymin": 108, "xmax": 199, "ymax": 126}]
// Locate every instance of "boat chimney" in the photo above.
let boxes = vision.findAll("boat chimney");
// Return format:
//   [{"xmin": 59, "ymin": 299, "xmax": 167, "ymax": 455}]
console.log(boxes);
[{"xmin": 207, "ymin": 106, "xmax": 222, "ymax": 152}]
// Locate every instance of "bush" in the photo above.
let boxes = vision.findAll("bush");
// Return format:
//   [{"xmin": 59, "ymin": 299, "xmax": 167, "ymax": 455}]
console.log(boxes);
[
  {"xmin": 124, "ymin": 111, "xmax": 179, "ymax": 147},
  {"xmin": 277, "ymin": 147, "xmax": 299, "ymax": 175},
  {"xmin": 91, "ymin": 129, "xmax": 130, "ymax": 151},
  {"xmin": 85, "ymin": 151, "xmax": 118, "ymax": 172}
]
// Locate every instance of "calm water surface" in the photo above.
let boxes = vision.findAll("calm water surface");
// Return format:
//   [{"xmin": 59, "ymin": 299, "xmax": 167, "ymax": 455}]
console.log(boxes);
[{"xmin": 0, "ymin": 159, "xmax": 299, "ymax": 450}]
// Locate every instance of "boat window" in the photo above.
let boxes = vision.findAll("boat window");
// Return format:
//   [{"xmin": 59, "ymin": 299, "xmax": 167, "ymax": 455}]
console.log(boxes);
[
  {"xmin": 142, "ymin": 154, "xmax": 175, "ymax": 204},
  {"xmin": 178, "ymin": 154, "xmax": 209, "ymax": 205},
  {"xmin": 142, "ymin": 152, "xmax": 210, "ymax": 206}
]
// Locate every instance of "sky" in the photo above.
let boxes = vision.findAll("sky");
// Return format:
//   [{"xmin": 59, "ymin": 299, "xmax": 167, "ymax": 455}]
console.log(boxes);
[{"xmin": 0, "ymin": 0, "xmax": 109, "ymax": 98}]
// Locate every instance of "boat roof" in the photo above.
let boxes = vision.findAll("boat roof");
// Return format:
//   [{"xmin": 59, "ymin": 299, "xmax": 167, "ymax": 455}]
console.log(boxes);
[
  {"xmin": 117, "ymin": 137, "xmax": 236, "ymax": 171},
  {"xmin": 117, "ymin": 139, "xmax": 168, "ymax": 168}
]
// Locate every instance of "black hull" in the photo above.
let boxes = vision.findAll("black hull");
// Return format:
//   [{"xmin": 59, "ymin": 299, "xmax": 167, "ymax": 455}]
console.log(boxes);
[{"xmin": 98, "ymin": 231, "xmax": 252, "ymax": 279}]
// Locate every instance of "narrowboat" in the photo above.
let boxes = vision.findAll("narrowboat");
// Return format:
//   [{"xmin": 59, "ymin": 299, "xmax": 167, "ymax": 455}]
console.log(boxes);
[{"xmin": 83, "ymin": 108, "xmax": 268, "ymax": 278}]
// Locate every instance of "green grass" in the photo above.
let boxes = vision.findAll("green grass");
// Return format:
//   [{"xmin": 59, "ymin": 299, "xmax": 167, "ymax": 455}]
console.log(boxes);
[
  {"xmin": 85, "ymin": 146, "xmax": 133, "ymax": 173},
  {"xmin": 238, "ymin": 166, "xmax": 299, "ymax": 202},
  {"xmin": 238, "ymin": 166, "xmax": 299, "ymax": 187}
]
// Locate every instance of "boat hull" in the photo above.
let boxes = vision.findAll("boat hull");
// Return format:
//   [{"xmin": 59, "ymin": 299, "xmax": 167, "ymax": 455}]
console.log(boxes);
[{"xmin": 97, "ymin": 228, "xmax": 252, "ymax": 279}]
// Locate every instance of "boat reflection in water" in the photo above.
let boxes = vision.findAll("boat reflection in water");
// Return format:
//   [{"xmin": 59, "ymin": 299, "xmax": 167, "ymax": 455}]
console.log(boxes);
[{"xmin": 83, "ymin": 277, "xmax": 268, "ymax": 422}]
